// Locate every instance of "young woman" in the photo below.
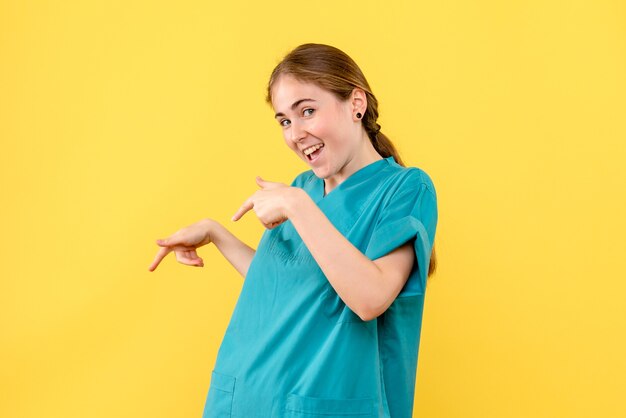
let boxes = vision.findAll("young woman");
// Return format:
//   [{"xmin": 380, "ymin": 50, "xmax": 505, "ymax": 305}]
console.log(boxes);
[{"xmin": 149, "ymin": 43, "xmax": 438, "ymax": 418}]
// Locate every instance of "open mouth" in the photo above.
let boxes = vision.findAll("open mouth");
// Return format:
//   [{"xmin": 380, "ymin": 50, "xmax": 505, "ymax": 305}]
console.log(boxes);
[{"xmin": 304, "ymin": 143, "xmax": 324, "ymax": 163}]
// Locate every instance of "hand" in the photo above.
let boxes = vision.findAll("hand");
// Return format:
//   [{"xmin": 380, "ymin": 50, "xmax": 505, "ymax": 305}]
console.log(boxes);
[
  {"xmin": 231, "ymin": 176, "xmax": 296, "ymax": 229},
  {"xmin": 148, "ymin": 219, "xmax": 214, "ymax": 272}
]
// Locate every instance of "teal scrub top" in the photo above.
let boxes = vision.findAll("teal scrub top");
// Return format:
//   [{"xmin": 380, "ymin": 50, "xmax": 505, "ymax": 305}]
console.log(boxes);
[{"xmin": 202, "ymin": 156, "xmax": 438, "ymax": 418}]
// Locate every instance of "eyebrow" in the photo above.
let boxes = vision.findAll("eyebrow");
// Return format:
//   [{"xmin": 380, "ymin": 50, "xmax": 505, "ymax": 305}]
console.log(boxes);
[{"xmin": 274, "ymin": 98, "xmax": 316, "ymax": 118}]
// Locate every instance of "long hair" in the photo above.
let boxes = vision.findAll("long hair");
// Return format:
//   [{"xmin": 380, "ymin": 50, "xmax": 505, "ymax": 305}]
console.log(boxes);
[{"xmin": 265, "ymin": 43, "xmax": 437, "ymax": 278}]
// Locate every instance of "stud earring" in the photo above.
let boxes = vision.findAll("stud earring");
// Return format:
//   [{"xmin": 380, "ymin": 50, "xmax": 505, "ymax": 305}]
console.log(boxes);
[{"xmin": 356, "ymin": 112, "xmax": 362, "ymax": 119}]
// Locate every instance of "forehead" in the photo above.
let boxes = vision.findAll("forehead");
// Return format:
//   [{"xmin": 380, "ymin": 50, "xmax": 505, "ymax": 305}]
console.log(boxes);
[{"xmin": 271, "ymin": 75, "xmax": 330, "ymax": 111}]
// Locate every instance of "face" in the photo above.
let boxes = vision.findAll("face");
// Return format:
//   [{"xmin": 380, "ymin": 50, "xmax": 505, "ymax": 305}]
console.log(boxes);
[{"xmin": 271, "ymin": 75, "xmax": 364, "ymax": 179}]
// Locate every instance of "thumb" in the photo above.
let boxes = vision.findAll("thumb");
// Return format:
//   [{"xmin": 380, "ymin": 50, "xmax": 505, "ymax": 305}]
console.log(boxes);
[
  {"xmin": 256, "ymin": 176, "xmax": 266, "ymax": 187},
  {"xmin": 256, "ymin": 176, "xmax": 284, "ymax": 189},
  {"xmin": 156, "ymin": 238, "xmax": 175, "ymax": 247}
]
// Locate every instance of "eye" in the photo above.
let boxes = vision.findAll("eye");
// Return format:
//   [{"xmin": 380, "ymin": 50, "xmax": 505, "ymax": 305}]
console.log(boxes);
[{"xmin": 279, "ymin": 108, "xmax": 314, "ymax": 128}]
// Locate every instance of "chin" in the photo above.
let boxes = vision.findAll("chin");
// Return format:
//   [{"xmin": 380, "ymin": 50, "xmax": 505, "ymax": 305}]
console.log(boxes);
[
  {"xmin": 311, "ymin": 166, "xmax": 325, "ymax": 178},
  {"xmin": 314, "ymin": 168, "xmax": 333, "ymax": 180}
]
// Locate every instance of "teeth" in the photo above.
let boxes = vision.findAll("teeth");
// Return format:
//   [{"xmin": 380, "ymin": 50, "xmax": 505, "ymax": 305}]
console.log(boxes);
[{"xmin": 303, "ymin": 143, "xmax": 324, "ymax": 155}]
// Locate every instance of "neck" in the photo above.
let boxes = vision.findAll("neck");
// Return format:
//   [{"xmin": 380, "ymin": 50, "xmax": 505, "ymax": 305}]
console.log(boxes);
[{"xmin": 323, "ymin": 133, "xmax": 382, "ymax": 195}]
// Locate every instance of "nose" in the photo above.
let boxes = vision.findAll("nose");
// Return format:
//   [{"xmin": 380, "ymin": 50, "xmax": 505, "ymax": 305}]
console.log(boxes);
[{"xmin": 288, "ymin": 119, "xmax": 307, "ymax": 143}]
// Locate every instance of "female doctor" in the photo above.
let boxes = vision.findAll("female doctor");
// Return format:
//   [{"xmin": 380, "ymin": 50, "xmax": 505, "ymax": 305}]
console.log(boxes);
[{"xmin": 149, "ymin": 43, "xmax": 438, "ymax": 418}]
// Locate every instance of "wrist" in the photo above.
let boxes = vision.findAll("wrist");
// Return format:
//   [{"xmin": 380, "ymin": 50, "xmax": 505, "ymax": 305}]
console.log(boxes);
[
  {"xmin": 202, "ymin": 218, "xmax": 219, "ymax": 244},
  {"xmin": 285, "ymin": 187, "xmax": 309, "ymax": 221}
]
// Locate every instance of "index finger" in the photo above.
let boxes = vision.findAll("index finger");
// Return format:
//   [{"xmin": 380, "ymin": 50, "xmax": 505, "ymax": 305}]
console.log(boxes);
[
  {"xmin": 231, "ymin": 199, "xmax": 254, "ymax": 222},
  {"xmin": 148, "ymin": 246, "xmax": 172, "ymax": 272}
]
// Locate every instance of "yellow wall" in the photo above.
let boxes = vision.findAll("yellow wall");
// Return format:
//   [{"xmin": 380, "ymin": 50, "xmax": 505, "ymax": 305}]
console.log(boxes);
[{"xmin": 1, "ymin": 1, "xmax": 624, "ymax": 417}]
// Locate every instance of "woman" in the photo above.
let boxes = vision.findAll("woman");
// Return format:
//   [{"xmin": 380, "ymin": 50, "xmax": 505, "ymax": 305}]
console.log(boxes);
[{"xmin": 149, "ymin": 43, "xmax": 438, "ymax": 418}]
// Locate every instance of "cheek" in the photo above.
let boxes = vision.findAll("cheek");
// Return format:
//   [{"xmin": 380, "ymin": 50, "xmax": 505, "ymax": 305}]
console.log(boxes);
[{"xmin": 308, "ymin": 117, "xmax": 328, "ymax": 137}]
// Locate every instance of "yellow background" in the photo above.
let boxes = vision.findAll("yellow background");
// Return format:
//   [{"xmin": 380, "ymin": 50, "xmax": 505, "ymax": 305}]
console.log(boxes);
[{"xmin": 1, "ymin": 0, "xmax": 625, "ymax": 417}]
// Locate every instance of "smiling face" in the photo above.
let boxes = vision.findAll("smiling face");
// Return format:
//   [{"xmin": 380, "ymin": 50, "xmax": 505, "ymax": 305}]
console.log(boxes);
[{"xmin": 270, "ymin": 74, "xmax": 367, "ymax": 182}]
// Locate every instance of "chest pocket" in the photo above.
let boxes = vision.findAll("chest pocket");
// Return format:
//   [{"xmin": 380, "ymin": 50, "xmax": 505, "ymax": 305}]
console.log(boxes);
[
  {"xmin": 267, "ymin": 221, "xmax": 309, "ymax": 263},
  {"xmin": 267, "ymin": 198, "xmax": 366, "ymax": 263}
]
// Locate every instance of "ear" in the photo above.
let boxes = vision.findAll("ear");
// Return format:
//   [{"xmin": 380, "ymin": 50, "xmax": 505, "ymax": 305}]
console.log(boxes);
[{"xmin": 350, "ymin": 87, "xmax": 368, "ymax": 118}]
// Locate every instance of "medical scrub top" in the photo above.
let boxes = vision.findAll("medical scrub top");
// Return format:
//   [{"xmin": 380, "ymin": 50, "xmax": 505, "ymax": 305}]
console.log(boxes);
[{"xmin": 202, "ymin": 156, "xmax": 438, "ymax": 418}]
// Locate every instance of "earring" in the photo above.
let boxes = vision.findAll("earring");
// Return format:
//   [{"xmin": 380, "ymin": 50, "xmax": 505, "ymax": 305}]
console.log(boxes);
[{"xmin": 356, "ymin": 112, "xmax": 362, "ymax": 119}]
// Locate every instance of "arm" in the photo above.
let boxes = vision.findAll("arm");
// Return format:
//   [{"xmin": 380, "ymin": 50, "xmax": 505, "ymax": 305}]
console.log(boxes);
[
  {"xmin": 286, "ymin": 189, "xmax": 415, "ymax": 321},
  {"xmin": 206, "ymin": 219, "xmax": 256, "ymax": 279}
]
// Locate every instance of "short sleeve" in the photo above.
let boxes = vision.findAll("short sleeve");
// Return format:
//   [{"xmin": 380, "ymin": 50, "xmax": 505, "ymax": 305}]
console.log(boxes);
[{"xmin": 364, "ymin": 181, "xmax": 438, "ymax": 297}]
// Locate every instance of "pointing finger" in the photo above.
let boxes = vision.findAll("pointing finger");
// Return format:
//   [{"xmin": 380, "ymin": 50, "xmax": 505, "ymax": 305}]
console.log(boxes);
[
  {"xmin": 148, "ymin": 246, "xmax": 172, "ymax": 272},
  {"xmin": 232, "ymin": 199, "xmax": 254, "ymax": 222}
]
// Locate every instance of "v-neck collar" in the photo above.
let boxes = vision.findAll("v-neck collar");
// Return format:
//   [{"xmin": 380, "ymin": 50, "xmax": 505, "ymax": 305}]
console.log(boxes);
[{"xmin": 313, "ymin": 156, "xmax": 395, "ymax": 202}]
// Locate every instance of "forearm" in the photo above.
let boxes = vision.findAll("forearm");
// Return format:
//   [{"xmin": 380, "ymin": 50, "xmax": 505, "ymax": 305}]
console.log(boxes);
[
  {"xmin": 286, "ymin": 189, "xmax": 385, "ymax": 321},
  {"xmin": 206, "ymin": 219, "xmax": 256, "ymax": 279}
]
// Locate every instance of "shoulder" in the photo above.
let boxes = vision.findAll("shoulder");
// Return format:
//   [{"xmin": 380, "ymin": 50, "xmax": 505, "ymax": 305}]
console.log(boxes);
[{"xmin": 383, "ymin": 162, "xmax": 437, "ymax": 200}]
